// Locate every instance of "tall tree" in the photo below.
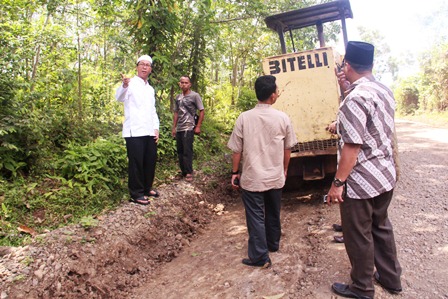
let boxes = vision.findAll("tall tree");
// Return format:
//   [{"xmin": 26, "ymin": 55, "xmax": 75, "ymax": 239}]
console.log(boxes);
[
  {"xmin": 357, "ymin": 26, "xmax": 398, "ymax": 81},
  {"xmin": 418, "ymin": 43, "xmax": 448, "ymax": 111}
]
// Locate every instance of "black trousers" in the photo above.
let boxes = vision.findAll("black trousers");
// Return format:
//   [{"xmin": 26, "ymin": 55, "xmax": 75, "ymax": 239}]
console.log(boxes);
[
  {"xmin": 176, "ymin": 130, "xmax": 194, "ymax": 175},
  {"xmin": 341, "ymin": 189, "xmax": 402, "ymax": 297},
  {"xmin": 125, "ymin": 136, "xmax": 157, "ymax": 200},
  {"xmin": 241, "ymin": 188, "xmax": 282, "ymax": 263}
]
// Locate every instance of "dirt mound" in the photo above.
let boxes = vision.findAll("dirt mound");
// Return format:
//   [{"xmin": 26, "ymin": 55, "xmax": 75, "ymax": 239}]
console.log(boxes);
[{"xmin": 1, "ymin": 179, "xmax": 233, "ymax": 299}]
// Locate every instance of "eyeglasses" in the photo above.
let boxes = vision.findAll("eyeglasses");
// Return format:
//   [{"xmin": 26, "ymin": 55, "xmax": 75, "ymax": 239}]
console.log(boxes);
[{"xmin": 138, "ymin": 63, "xmax": 152, "ymax": 68}]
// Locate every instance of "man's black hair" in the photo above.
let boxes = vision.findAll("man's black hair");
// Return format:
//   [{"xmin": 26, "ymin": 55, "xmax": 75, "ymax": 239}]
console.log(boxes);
[
  {"xmin": 345, "ymin": 60, "xmax": 373, "ymax": 73},
  {"xmin": 255, "ymin": 75, "xmax": 277, "ymax": 101}
]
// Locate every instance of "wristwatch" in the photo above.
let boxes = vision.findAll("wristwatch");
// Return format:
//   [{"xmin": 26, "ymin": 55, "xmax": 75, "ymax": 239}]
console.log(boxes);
[{"xmin": 333, "ymin": 178, "xmax": 346, "ymax": 187}]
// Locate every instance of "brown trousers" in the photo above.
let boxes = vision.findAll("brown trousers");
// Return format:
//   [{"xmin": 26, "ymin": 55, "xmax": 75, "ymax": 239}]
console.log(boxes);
[{"xmin": 341, "ymin": 189, "xmax": 402, "ymax": 297}]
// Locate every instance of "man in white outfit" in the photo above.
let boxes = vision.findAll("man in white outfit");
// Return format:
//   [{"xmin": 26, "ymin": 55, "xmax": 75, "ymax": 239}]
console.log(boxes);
[{"xmin": 115, "ymin": 55, "xmax": 160, "ymax": 205}]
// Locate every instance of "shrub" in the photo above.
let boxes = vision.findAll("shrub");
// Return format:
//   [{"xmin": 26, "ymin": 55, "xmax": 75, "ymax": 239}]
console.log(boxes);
[
  {"xmin": 55, "ymin": 134, "xmax": 127, "ymax": 193},
  {"xmin": 395, "ymin": 77, "xmax": 419, "ymax": 115}
]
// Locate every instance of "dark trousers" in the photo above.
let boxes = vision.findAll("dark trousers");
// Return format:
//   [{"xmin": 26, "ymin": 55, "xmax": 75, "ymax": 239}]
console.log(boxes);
[
  {"xmin": 125, "ymin": 136, "xmax": 157, "ymax": 200},
  {"xmin": 176, "ymin": 130, "xmax": 194, "ymax": 175},
  {"xmin": 341, "ymin": 189, "xmax": 402, "ymax": 297},
  {"xmin": 241, "ymin": 188, "xmax": 282, "ymax": 262}
]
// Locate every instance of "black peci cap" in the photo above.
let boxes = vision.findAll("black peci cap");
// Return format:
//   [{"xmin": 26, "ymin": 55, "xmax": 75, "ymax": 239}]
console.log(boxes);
[{"xmin": 344, "ymin": 41, "xmax": 374, "ymax": 66}]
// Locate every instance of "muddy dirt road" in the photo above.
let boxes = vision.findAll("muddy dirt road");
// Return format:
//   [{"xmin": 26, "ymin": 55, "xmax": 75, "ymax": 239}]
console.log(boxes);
[
  {"xmin": 2, "ymin": 120, "xmax": 447, "ymax": 299},
  {"xmin": 130, "ymin": 120, "xmax": 448, "ymax": 299}
]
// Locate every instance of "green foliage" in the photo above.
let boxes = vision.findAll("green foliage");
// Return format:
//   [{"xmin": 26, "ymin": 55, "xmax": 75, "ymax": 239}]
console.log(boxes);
[
  {"xmin": 418, "ymin": 43, "xmax": 448, "ymax": 112},
  {"xmin": 236, "ymin": 86, "xmax": 257, "ymax": 112},
  {"xmin": 194, "ymin": 116, "xmax": 228, "ymax": 160},
  {"xmin": 80, "ymin": 216, "xmax": 99, "ymax": 229},
  {"xmin": 394, "ymin": 42, "xmax": 447, "ymax": 115},
  {"xmin": 208, "ymin": 83, "xmax": 242, "ymax": 133},
  {"xmin": 21, "ymin": 256, "xmax": 34, "ymax": 266},
  {"xmin": 55, "ymin": 134, "xmax": 127, "ymax": 193},
  {"xmin": 156, "ymin": 105, "xmax": 178, "ymax": 159},
  {"xmin": 0, "ymin": 125, "xmax": 26, "ymax": 178},
  {"xmin": 395, "ymin": 77, "xmax": 420, "ymax": 115},
  {"xmin": 0, "ymin": 132, "xmax": 128, "ymax": 246},
  {"xmin": 0, "ymin": 175, "xmax": 126, "ymax": 246},
  {"xmin": 0, "ymin": 100, "xmax": 121, "ymax": 178},
  {"xmin": 1, "ymin": 202, "xmax": 11, "ymax": 219}
]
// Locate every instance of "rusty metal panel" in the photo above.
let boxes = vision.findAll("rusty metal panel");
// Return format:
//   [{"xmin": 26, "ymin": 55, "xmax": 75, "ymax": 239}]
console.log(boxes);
[{"xmin": 262, "ymin": 47, "xmax": 342, "ymax": 146}]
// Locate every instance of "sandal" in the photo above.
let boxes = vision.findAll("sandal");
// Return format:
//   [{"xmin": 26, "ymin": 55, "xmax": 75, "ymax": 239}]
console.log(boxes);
[
  {"xmin": 185, "ymin": 174, "xmax": 193, "ymax": 182},
  {"xmin": 129, "ymin": 197, "xmax": 150, "ymax": 205},
  {"xmin": 174, "ymin": 172, "xmax": 185, "ymax": 180},
  {"xmin": 148, "ymin": 190, "xmax": 160, "ymax": 198}
]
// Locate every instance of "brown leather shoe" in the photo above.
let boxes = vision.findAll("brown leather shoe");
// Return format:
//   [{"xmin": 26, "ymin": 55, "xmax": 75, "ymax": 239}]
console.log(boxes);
[{"xmin": 334, "ymin": 235, "xmax": 344, "ymax": 243}]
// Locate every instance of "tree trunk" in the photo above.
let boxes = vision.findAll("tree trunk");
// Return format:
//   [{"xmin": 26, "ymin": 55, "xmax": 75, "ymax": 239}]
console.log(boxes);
[
  {"xmin": 77, "ymin": 0, "xmax": 83, "ymax": 120},
  {"xmin": 30, "ymin": 12, "xmax": 51, "ymax": 92}
]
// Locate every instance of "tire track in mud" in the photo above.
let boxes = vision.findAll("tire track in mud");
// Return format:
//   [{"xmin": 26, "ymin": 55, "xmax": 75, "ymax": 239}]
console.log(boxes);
[{"xmin": 281, "ymin": 185, "xmax": 347, "ymax": 298}]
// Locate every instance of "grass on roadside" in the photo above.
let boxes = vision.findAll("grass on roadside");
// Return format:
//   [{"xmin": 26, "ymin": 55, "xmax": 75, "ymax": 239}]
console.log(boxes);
[
  {"xmin": 0, "ymin": 136, "xmax": 230, "ymax": 247},
  {"xmin": 397, "ymin": 110, "xmax": 448, "ymax": 128}
]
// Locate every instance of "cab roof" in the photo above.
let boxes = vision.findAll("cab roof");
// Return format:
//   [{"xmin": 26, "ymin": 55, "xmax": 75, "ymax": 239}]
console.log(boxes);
[{"xmin": 265, "ymin": 0, "xmax": 353, "ymax": 33}]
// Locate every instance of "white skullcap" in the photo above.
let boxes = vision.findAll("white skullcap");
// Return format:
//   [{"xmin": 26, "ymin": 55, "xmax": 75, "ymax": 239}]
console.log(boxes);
[{"xmin": 137, "ymin": 55, "xmax": 152, "ymax": 64}]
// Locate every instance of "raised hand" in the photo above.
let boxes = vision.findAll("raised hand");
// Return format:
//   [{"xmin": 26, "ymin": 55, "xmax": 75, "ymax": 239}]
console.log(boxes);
[{"xmin": 120, "ymin": 73, "xmax": 130, "ymax": 88}]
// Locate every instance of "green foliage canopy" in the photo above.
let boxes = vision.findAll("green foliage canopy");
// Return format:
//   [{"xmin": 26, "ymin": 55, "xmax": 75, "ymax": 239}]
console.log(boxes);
[{"xmin": 0, "ymin": 0, "xmax": 350, "ymax": 246}]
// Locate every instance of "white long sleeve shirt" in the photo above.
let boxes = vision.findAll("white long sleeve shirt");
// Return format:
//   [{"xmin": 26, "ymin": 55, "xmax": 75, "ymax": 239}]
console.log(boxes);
[{"xmin": 115, "ymin": 76, "xmax": 159, "ymax": 137}]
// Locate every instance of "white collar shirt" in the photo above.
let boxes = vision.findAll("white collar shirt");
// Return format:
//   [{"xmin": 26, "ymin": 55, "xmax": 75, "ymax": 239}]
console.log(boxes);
[{"xmin": 115, "ymin": 76, "xmax": 159, "ymax": 137}]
